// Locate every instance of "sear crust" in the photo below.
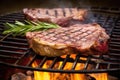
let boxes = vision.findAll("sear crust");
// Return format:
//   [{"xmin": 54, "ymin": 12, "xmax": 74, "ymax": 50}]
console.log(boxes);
[{"xmin": 26, "ymin": 23, "xmax": 109, "ymax": 57}]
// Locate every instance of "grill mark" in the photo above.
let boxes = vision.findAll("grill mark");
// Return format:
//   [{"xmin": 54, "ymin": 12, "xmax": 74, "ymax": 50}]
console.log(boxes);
[
  {"xmin": 62, "ymin": 28, "xmax": 97, "ymax": 43},
  {"xmin": 32, "ymin": 32, "xmax": 43, "ymax": 38},
  {"xmin": 55, "ymin": 8, "xmax": 64, "ymax": 18},
  {"xmin": 54, "ymin": 27, "xmax": 83, "ymax": 43},
  {"xmin": 64, "ymin": 8, "xmax": 71, "ymax": 17},
  {"xmin": 69, "ymin": 28, "xmax": 87, "ymax": 38},
  {"xmin": 71, "ymin": 8, "xmax": 78, "ymax": 14},
  {"xmin": 49, "ymin": 37, "xmax": 57, "ymax": 41},
  {"xmin": 47, "ymin": 27, "xmax": 86, "ymax": 43},
  {"xmin": 39, "ymin": 9, "xmax": 46, "ymax": 15},
  {"xmin": 70, "ymin": 28, "xmax": 83, "ymax": 33},
  {"xmin": 53, "ymin": 30, "xmax": 96, "ymax": 44},
  {"xmin": 68, "ymin": 31, "xmax": 88, "ymax": 43},
  {"xmin": 49, "ymin": 28, "xmax": 71, "ymax": 42},
  {"xmin": 79, "ymin": 29, "xmax": 97, "ymax": 41},
  {"xmin": 44, "ymin": 29, "xmax": 57, "ymax": 36},
  {"xmin": 61, "ymin": 35, "xmax": 71, "ymax": 41},
  {"xmin": 46, "ymin": 9, "xmax": 49, "ymax": 15},
  {"xmin": 62, "ymin": 8, "xmax": 66, "ymax": 17},
  {"xmin": 33, "ymin": 24, "xmax": 99, "ymax": 46},
  {"xmin": 69, "ymin": 8, "xmax": 73, "ymax": 14},
  {"xmin": 38, "ymin": 9, "xmax": 41, "ymax": 14},
  {"xmin": 40, "ymin": 28, "xmax": 63, "ymax": 41},
  {"xmin": 33, "ymin": 30, "xmax": 55, "ymax": 38},
  {"xmin": 54, "ymin": 10, "xmax": 57, "ymax": 18},
  {"xmin": 43, "ymin": 31, "xmax": 54, "ymax": 36},
  {"xmin": 48, "ymin": 9, "xmax": 56, "ymax": 17}
]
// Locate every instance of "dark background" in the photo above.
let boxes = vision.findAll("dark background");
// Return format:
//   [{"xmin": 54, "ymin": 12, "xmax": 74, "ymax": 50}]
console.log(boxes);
[{"xmin": 0, "ymin": 0, "xmax": 120, "ymax": 15}]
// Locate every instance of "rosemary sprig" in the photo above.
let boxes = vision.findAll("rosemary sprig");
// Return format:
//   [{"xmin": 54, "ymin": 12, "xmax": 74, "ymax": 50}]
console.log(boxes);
[{"xmin": 2, "ymin": 20, "xmax": 60, "ymax": 36}]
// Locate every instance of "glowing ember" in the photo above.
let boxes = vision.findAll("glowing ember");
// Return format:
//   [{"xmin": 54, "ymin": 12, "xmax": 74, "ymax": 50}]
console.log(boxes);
[{"xmin": 32, "ymin": 54, "xmax": 108, "ymax": 80}]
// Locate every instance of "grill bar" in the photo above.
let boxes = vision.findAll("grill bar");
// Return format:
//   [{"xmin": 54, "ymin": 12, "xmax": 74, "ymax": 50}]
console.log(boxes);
[
  {"xmin": 71, "ymin": 54, "xmax": 80, "ymax": 70},
  {"xmin": 0, "ymin": 49, "xmax": 24, "ymax": 54},
  {"xmin": 38, "ymin": 56, "xmax": 48, "ymax": 68},
  {"xmin": 0, "ymin": 54, "xmax": 20, "ymax": 59},
  {"xmin": 0, "ymin": 45, "xmax": 27, "ymax": 50},
  {"xmin": 0, "ymin": 8, "xmax": 120, "ymax": 73},
  {"xmin": 49, "ymin": 57, "xmax": 58, "ymax": 69},
  {"xmin": 84, "ymin": 56, "xmax": 91, "ymax": 70},
  {"xmin": 0, "ymin": 41, "xmax": 28, "ymax": 46},
  {"xmin": 60, "ymin": 55, "xmax": 70, "ymax": 70},
  {"xmin": 26, "ymin": 54, "xmax": 37, "ymax": 66},
  {"xmin": 13, "ymin": 50, "xmax": 29, "ymax": 65}
]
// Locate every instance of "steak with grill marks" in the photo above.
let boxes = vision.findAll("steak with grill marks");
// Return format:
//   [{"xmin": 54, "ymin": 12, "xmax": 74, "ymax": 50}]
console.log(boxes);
[
  {"xmin": 23, "ymin": 8, "xmax": 87, "ymax": 27},
  {"xmin": 26, "ymin": 23, "xmax": 109, "ymax": 57}
]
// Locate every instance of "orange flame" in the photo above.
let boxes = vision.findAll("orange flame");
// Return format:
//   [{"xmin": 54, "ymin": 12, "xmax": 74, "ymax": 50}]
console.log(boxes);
[
  {"xmin": 32, "ymin": 61, "xmax": 50, "ymax": 80},
  {"xmin": 32, "ymin": 54, "xmax": 108, "ymax": 80}
]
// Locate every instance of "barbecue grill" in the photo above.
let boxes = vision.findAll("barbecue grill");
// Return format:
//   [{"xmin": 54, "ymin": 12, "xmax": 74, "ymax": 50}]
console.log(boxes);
[{"xmin": 0, "ymin": 7, "xmax": 120, "ymax": 80}]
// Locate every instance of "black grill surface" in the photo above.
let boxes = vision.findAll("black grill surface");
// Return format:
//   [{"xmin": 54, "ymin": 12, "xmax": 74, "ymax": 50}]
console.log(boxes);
[{"xmin": 0, "ymin": 8, "xmax": 120, "ymax": 73}]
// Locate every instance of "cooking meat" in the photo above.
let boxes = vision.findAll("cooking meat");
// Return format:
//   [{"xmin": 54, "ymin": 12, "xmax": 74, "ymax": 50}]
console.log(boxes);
[
  {"xmin": 23, "ymin": 8, "xmax": 87, "ymax": 26},
  {"xmin": 26, "ymin": 23, "xmax": 109, "ymax": 57}
]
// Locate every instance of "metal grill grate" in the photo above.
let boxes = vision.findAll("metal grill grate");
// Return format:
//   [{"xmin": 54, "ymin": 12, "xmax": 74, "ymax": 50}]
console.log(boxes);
[{"xmin": 0, "ymin": 8, "xmax": 120, "ymax": 73}]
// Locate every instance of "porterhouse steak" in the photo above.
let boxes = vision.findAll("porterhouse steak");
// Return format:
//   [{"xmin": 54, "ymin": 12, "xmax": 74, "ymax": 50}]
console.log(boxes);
[{"xmin": 26, "ymin": 23, "xmax": 109, "ymax": 57}]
